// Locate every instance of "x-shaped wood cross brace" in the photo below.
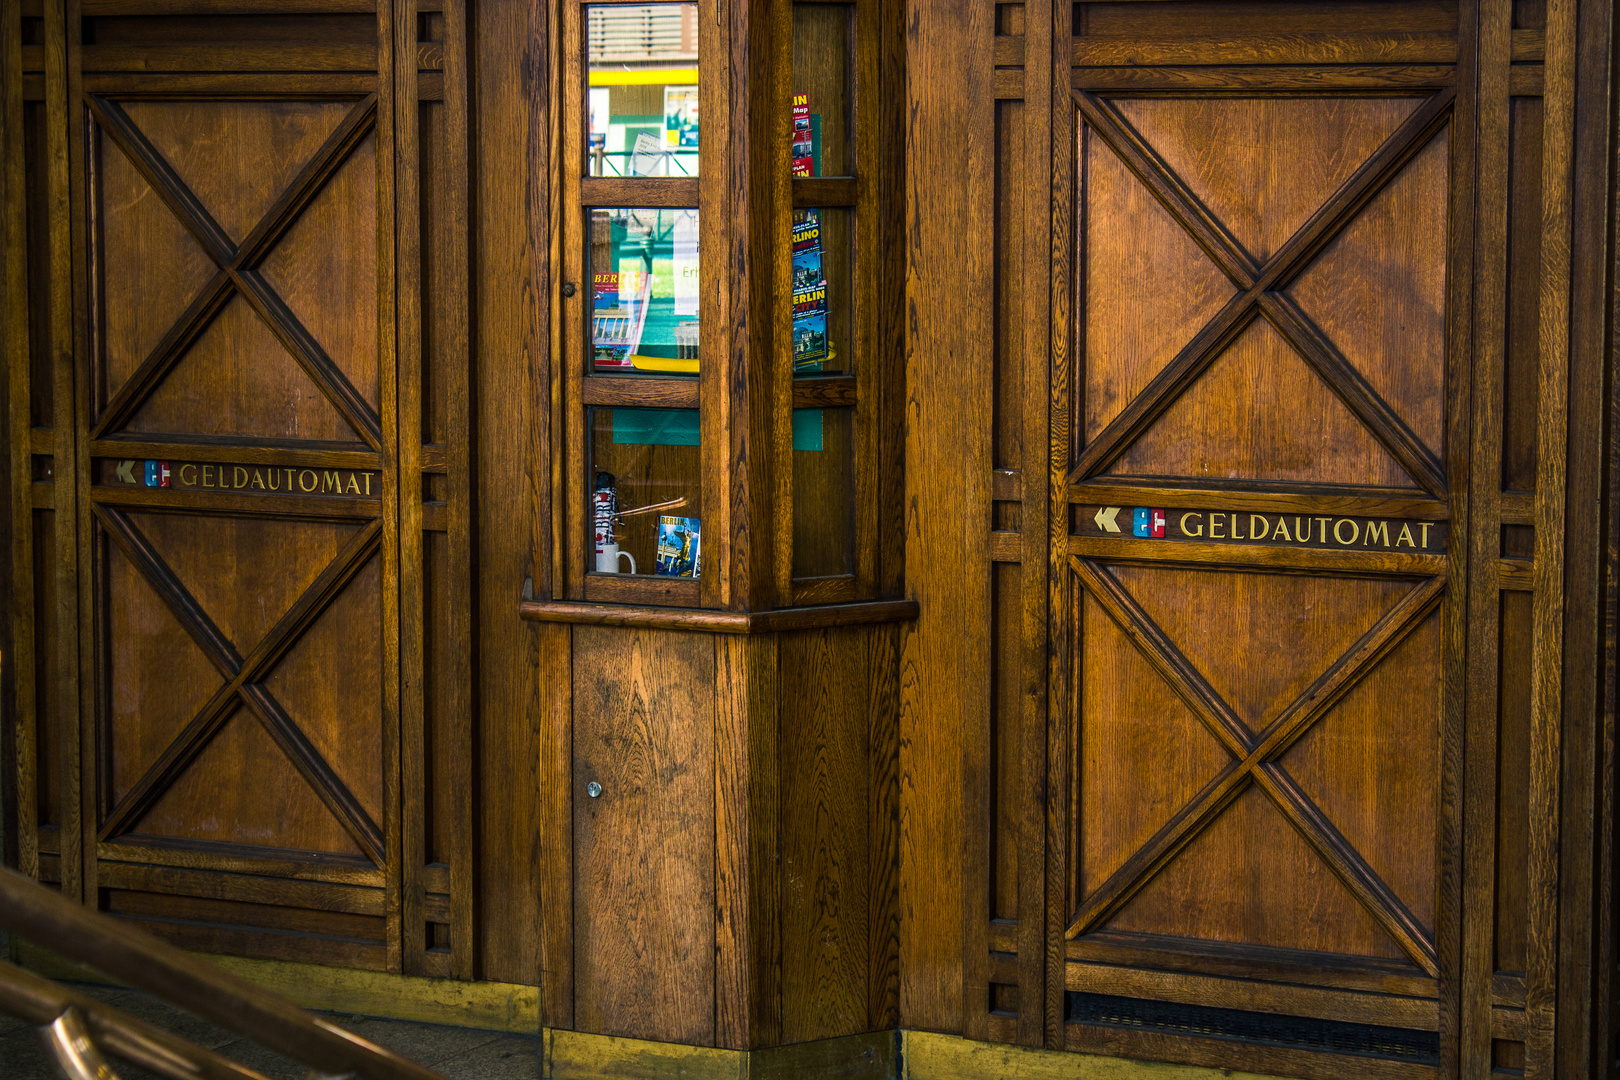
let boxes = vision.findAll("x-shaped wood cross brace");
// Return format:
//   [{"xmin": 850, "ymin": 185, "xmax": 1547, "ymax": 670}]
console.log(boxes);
[
  {"xmin": 86, "ymin": 93, "xmax": 383, "ymax": 449},
  {"xmin": 1068, "ymin": 557, "xmax": 1446, "ymax": 977},
  {"xmin": 1070, "ymin": 87, "xmax": 1456, "ymax": 499},
  {"xmin": 94, "ymin": 505, "xmax": 385, "ymax": 866}
]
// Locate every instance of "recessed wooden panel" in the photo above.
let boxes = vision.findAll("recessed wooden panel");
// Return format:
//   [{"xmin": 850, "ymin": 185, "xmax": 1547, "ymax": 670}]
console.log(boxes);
[
  {"xmin": 259, "ymin": 133, "xmax": 379, "ymax": 410},
  {"xmin": 1501, "ymin": 96, "xmax": 1543, "ymax": 493},
  {"xmin": 1112, "ymin": 97, "xmax": 1422, "ymax": 264},
  {"xmin": 107, "ymin": 544, "xmax": 222, "ymax": 805},
  {"xmin": 97, "ymin": 135, "xmax": 216, "ymax": 396},
  {"xmin": 573, "ymin": 627, "xmax": 716, "ymax": 1045},
  {"xmin": 121, "ymin": 100, "xmax": 353, "ymax": 245},
  {"xmin": 1078, "ymin": 589, "xmax": 1231, "ymax": 894},
  {"xmin": 1494, "ymin": 590, "xmax": 1531, "ymax": 974},
  {"xmin": 1105, "ymin": 785, "xmax": 1409, "ymax": 961},
  {"xmin": 124, "ymin": 295, "xmax": 362, "ymax": 443},
  {"xmin": 990, "ymin": 561, "xmax": 1021, "ymax": 920},
  {"xmin": 127, "ymin": 512, "xmax": 361, "ymax": 656},
  {"xmin": 1081, "ymin": 126, "xmax": 1236, "ymax": 443},
  {"xmin": 261, "ymin": 552, "xmax": 383, "ymax": 826},
  {"xmin": 1108, "ymin": 565, "xmax": 1411, "ymax": 728},
  {"xmin": 780, "ymin": 627, "xmax": 871, "ymax": 1043},
  {"xmin": 1107, "ymin": 318, "xmax": 1418, "ymax": 488},
  {"xmin": 32, "ymin": 509, "xmax": 60, "ymax": 827},
  {"xmin": 132, "ymin": 707, "xmax": 365, "ymax": 857},
  {"xmin": 1282, "ymin": 608, "xmax": 1441, "ymax": 931},
  {"xmin": 993, "ymin": 100, "xmax": 1024, "ymax": 472},
  {"xmin": 1288, "ymin": 132, "xmax": 1449, "ymax": 454}
]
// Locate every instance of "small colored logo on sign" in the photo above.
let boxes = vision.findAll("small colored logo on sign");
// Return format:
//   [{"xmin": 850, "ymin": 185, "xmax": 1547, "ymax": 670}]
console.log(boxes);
[
  {"xmin": 1132, "ymin": 507, "xmax": 1166, "ymax": 538},
  {"xmin": 143, "ymin": 460, "xmax": 170, "ymax": 488}
]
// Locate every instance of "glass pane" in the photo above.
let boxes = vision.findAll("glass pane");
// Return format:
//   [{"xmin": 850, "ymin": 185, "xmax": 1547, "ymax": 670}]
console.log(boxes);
[
  {"xmin": 792, "ymin": 207, "xmax": 850, "ymax": 375},
  {"xmin": 590, "ymin": 208, "xmax": 701, "ymax": 374},
  {"xmin": 587, "ymin": 3, "xmax": 700, "ymax": 177},
  {"xmin": 792, "ymin": 406, "xmax": 854, "ymax": 578},
  {"xmin": 589, "ymin": 407, "xmax": 703, "ymax": 579},
  {"xmin": 791, "ymin": 3, "xmax": 852, "ymax": 177}
]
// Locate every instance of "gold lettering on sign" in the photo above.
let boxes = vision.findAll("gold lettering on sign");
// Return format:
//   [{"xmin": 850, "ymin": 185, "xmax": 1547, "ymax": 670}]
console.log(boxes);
[
  {"xmin": 1209, "ymin": 513, "xmax": 1225, "ymax": 539},
  {"xmin": 1397, "ymin": 524, "xmax": 1415, "ymax": 547},
  {"xmin": 1273, "ymin": 517, "xmax": 1293, "ymax": 542},
  {"xmin": 346, "ymin": 474, "xmax": 360, "ymax": 494},
  {"xmin": 202, "ymin": 465, "xmax": 214, "ymax": 487},
  {"xmin": 1420, "ymin": 523, "xmax": 1434, "ymax": 549},
  {"xmin": 322, "ymin": 470, "xmax": 342, "ymax": 493},
  {"xmin": 299, "ymin": 470, "xmax": 317, "ymax": 492},
  {"xmin": 251, "ymin": 469, "xmax": 265, "ymax": 490},
  {"xmin": 1365, "ymin": 520, "xmax": 1389, "ymax": 547},
  {"xmin": 234, "ymin": 466, "xmax": 248, "ymax": 488},
  {"xmin": 1314, "ymin": 517, "xmax": 1331, "ymax": 543},
  {"xmin": 1334, "ymin": 519, "xmax": 1359, "ymax": 545},
  {"xmin": 179, "ymin": 463, "xmax": 197, "ymax": 486},
  {"xmin": 1249, "ymin": 514, "xmax": 1269, "ymax": 540},
  {"xmin": 1181, "ymin": 512, "xmax": 1203, "ymax": 537},
  {"xmin": 1231, "ymin": 514, "xmax": 1246, "ymax": 540}
]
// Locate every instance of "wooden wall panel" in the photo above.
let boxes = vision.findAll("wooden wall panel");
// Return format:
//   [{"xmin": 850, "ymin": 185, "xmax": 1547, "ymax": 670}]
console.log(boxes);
[
  {"xmin": 990, "ymin": 561, "xmax": 1022, "ymax": 922},
  {"xmin": 473, "ymin": 0, "xmax": 547, "ymax": 987},
  {"xmin": 901, "ymin": 0, "xmax": 993, "ymax": 1031},
  {"xmin": 572, "ymin": 625, "xmax": 716, "ymax": 1045},
  {"xmin": 1501, "ymin": 95, "xmax": 1542, "ymax": 493},
  {"xmin": 993, "ymin": 98, "xmax": 1024, "ymax": 474},
  {"xmin": 779, "ymin": 626, "xmax": 871, "ymax": 1043}
]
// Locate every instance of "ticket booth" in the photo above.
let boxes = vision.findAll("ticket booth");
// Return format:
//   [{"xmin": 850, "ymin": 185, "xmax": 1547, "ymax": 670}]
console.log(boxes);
[{"xmin": 2, "ymin": 0, "xmax": 1617, "ymax": 1078}]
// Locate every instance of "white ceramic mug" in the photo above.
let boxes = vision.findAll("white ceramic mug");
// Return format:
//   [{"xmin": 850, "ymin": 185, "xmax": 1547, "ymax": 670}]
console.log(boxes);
[{"xmin": 595, "ymin": 544, "xmax": 636, "ymax": 575}]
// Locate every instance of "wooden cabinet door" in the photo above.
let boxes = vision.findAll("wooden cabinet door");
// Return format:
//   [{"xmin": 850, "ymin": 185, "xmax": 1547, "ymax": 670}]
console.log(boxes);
[{"xmin": 6, "ymin": 4, "xmax": 475, "ymax": 979}]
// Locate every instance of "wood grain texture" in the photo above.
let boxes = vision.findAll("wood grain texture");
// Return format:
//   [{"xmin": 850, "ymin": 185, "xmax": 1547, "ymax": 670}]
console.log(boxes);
[
  {"xmin": 3, "ymin": 0, "xmax": 40, "ymax": 881},
  {"xmin": 573, "ymin": 626, "xmax": 716, "ymax": 1045},
  {"xmin": 474, "ymin": 0, "xmax": 546, "ymax": 985},
  {"xmin": 779, "ymin": 627, "xmax": 869, "ymax": 1043}
]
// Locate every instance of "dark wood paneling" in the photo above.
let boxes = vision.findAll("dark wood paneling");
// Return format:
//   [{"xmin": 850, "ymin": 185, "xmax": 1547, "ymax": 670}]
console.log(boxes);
[
  {"xmin": 779, "ymin": 627, "xmax": 870, "ymax": 1042},
  {"xmin": 573, "ymin": 626, "xmax": 716, "ymax": 1044}
]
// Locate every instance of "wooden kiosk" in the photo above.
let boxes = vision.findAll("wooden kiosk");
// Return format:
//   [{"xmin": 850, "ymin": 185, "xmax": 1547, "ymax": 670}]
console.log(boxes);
[{"xmin": 3, "ymin": 0, "xmax": 1619, "ymax": 1077}]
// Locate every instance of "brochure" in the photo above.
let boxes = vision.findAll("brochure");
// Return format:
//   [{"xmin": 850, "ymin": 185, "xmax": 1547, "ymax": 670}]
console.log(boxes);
[
  {"xmin": 791, "ymin": 210, "xmax": 827, "ymax": 371},
  {"xmin": 654, "ymin": 516, "xmax": 702, "ymax": 578}
]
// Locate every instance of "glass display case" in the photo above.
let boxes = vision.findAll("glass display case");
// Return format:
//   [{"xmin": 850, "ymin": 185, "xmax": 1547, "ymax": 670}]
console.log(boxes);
[{"xmin": 555, "ymin": 0, "xmax": 895, "ymax": 610}]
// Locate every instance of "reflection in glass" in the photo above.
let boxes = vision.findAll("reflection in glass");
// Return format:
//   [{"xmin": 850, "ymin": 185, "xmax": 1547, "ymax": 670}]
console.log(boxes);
[
  {"xmin": 589, "ymin": 407, "xmax": 703, "ymax": 579},
  {"xmin": 587, "ymin": 3, "xmax": 700, "ymax": 177},
  {"xmin": 590, "ymin": 208, "xmax": 701, "ymax": 374}
]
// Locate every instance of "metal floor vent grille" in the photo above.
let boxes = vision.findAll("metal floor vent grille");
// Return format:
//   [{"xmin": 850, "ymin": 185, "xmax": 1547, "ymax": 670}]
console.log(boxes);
[{"xmin": 1064, "ymin": 991, "xmax": 1441, "ymax": 1063}]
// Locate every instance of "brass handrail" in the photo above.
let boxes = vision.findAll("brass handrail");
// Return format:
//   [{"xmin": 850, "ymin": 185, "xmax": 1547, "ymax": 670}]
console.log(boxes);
[{"xmin": 0, "ymin": 866, "xmax": 450, "ymax": 1080}]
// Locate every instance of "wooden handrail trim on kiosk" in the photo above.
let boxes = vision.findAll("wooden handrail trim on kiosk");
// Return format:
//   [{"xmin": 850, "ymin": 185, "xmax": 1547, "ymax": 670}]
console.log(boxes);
[
  {"xmin": 0, "ymin": 867, "xmax": 449, "ymax": 1080},
  {"xmin": 518, "ymin": 595, "xmax": 919, "ymax": 633}
]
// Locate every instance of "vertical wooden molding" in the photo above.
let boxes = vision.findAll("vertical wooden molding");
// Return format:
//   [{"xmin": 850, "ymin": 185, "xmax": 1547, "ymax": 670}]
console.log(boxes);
[
  {"xmin": 376, "ymin": 0, "xmax": 404, "ymax": 977},
  {"xmin": 440, "ymin": 0, "xmax": 476, "ymax": 987},
  {"xmin": 851, "ymin": 0, "xmax": 881, "ymax": 604},
  {"xmin": 538, "ymin": 621, "xmax": 573, "ymax": 1029},
  {"xmin": 393, "ymin": 0, "xmax": 426, "ymax": 981},
  {"xmin": 1014, "ymin": 0, "xmax": 1054, "ymax": 1050},
  {"xmin": 1525, "ymin": 0, "xmax": 1577, "ymax": 1072},
  {"xmin": 714, "ymin": 633, "xmax": 780, "ymax": 1048},
  {"xmin": 42, "ymin": 0, "xmax": 83, "ymax": 905},
  {"xmin": 1554, "ymin": 0, "xmax": 1614, "ymax": 1070},
  {"xmin": 539, "ymin": 0, "xmax": 563, "ymax": 601},
  {"xmin": 1042, "ymin": 0, "xmax": 1073, "ymax": 1052},
  {"xmin": 1456, "ymin": 0, "xmax": 1498, "ymax": 1075},
  {"xmin": 902, "ymin": 0, "xmax": 991, "ymax": 1030},
  {"xmin": 560, "ymin": 0, "xmax": 585, "ymax": 602},
  {"xmin": 867, "ymin": 623, "xmax": 901, "ymax": 1030},
  {"xmin": 699, "ymin": 0, "xmax": 735, "ymax": 611},
  {"xmin": 875, "ymin": 0, "xmax": 906, "ymax": 600},
  {"xmin": 2, "ymin": 0, "xmax": 39, "ymax": 883}
]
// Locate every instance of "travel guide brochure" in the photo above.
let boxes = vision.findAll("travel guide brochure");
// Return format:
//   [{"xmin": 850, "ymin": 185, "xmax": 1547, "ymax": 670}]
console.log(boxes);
[
  {"xmin": 792, "ymin": 94, "xmax": 814, "ymax": 177},
  {"xmin": 792, "ymin": 209, "xmax": 827, "ymax": 371},
  {"xmin": 654, "ymin": 516, "xmax": 702, "ymax": 578},
  {"xmin": 592, "ymin": 269, "xmax": 650, "ymax": 369}
]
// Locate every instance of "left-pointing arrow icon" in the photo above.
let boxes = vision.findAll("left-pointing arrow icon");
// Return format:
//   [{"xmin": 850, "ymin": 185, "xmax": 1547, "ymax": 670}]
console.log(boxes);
[
  {"xmin": 1094, "ymin": 506, "xmax": 1121, "ymax": 533},
  {"xmin": 115, "ymin": 460, "xmax": 136, "ymax": 484}
]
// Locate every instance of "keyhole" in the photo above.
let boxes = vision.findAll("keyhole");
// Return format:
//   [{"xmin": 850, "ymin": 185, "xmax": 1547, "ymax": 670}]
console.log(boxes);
[{"xmin": 586, "ymin": 781, "xmax": 602, "ymax": 798}]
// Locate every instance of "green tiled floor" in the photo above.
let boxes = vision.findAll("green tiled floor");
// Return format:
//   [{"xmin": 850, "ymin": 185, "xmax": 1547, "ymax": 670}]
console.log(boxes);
[{"xmin": 0, "ymin": 979, "xmax": 541, "ymax": 1080}]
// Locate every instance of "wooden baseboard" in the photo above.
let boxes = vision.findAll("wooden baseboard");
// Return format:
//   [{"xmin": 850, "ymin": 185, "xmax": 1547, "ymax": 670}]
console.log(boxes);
[
  {"xmin": 12, "ymin": 941, "xmax": 1300, "ymax": 1079},
  {"xmin": 899, "ymin": 1031, "xmax": 1294, "ymax": 1080},
  {"xmin": 14, "ymin": 940, "xmax": 541, "ymax": 1034}
]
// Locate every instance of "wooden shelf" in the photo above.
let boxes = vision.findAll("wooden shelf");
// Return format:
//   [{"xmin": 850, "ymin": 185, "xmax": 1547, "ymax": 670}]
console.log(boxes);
[{"xmin": 519, "ymin": 595, "xmax": 917, "ymax": 633}]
